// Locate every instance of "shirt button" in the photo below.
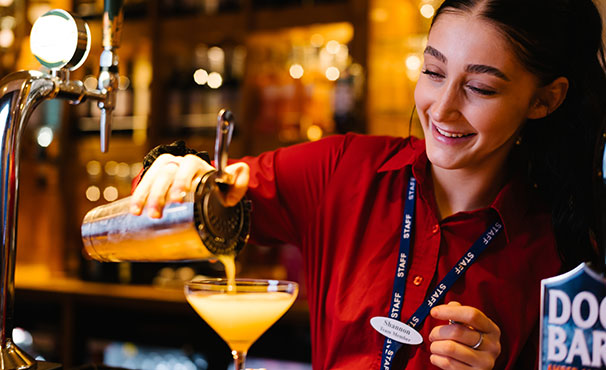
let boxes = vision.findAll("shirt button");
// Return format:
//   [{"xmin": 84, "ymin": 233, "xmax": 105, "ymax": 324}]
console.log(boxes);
[
  {"xmin": 413, "ymin": 275, "xmax": 423, "ymax": 286},
  {"xmin": 432, "ymin": 224, "xmax": 440, "ymax": 234}
]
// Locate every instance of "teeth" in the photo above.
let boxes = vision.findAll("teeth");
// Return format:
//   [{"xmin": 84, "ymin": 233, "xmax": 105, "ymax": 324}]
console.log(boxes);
[{"xmin": 436, "ymin": 126, "xmax": 470, "ymax": 138}]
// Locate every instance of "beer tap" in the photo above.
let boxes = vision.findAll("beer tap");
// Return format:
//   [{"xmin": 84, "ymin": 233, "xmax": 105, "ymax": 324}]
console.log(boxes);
[
  {"xmin": 0, "ymin": 2, "xmax": 123, "ymax": 368},
  {"xmin": 98, "ymin": 0, "xmax": 124, "ymax": 153}
]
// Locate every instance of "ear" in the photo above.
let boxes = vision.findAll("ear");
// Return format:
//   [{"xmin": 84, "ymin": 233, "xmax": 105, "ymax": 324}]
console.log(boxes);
[{"xmin": 527, "ymin": 77, "xmax": 569, "ymax": 119}]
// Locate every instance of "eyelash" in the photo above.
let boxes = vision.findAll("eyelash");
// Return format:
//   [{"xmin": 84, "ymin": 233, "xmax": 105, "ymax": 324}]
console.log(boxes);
[{"xmin": 421, "ymin": 69, "xmax": 497, "ymax": 96}]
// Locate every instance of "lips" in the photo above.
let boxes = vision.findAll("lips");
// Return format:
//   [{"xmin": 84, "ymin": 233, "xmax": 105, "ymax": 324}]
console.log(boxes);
[{"xmin": 434, "ymin": 124, "xmax": 475, "ymax": 139}]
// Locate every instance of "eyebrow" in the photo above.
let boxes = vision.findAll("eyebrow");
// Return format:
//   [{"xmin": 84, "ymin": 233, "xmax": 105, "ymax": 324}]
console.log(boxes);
[{"xmin": 423, "ymin": 45, "xmax": 510, "ymax": 81}]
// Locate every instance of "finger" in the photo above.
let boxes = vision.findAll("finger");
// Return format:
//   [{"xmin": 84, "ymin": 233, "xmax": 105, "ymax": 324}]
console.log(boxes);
[
  {"xmin": 168, "ymin": 154, "xmax": 214, "ymax": 202},
  {"xmin": 223, "ymin": 162, "xmax": 250, "ymax": 206},
  {"xmin": 429, "ymin": 322, "xmax": 484, "ymax": 348},
  {"xmin": 430, "ymin": 339, "xmax": 494, "ymax": 369},
  {"xmin": 145, "ymin": 161, "xmax": 180, "ymax": 218},
  {"xmin": 429, "ymin": 353, "xmax": 474, "ymax": 370},
  {"xmin": 130, "ymin": 154, "xmax": 179, "ymax": 215},
  {"xmin": 431, "ymin": 303, "xmax": 498, "ymax": 334}
]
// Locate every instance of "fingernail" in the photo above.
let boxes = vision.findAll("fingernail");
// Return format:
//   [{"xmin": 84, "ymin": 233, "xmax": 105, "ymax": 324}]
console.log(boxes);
[
  {"xmin": 148, "ymin": 208, "xmax": 161, "ymax": 218},
  {"xmin": 130, "ymin": 204, "xmax": 141, "ymax": 214},
  {"xmin": 171, "ymin": 190, "xmax": 186, "ymax": 202}
]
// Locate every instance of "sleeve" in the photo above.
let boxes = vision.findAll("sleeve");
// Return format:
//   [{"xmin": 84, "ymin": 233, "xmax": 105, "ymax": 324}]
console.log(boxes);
[{"xmin": 239, "ymin": 134, "xmax": 348, "ymax": 248}]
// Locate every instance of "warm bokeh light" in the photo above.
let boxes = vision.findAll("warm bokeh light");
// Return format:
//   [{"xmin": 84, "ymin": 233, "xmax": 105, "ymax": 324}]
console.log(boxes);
[
  {"xmin": 0, "ymin": 0, "xmax": 14, "ymax": 6},
  {"xmin": 86, "ymin": 161, "xmax": 102, "ymax": 176},
  {"xmin": 207, "ymin": 72, "xmax": 223, "ymax": 89},
  {"xmin": 326, "ymin": 40, "xmax": 340, "ymax": 55},
  {"xmin": 420, "ymin": 4, "xmax": 435, "ymax": 19},
  {"xmin": 310, "ymin": 33, "xmax": 324, "ymax": 47},
  {"xmin": 104, "ymin": 161, "xmax": 118, "ymax": 176},
  {"xmin": 193, "ymin": 68, "xmax": 209, "ymax": 85},
  {"xmin": 36, "ymin": 127, "xmax": 53, "ymax": 148},
  {"xmin": 130, "ymin": 162, "xmax": 143, "ymax": 178},
  {"xmin": 349, "ymin": 63, "xmax": 363, "ymax": 76},
  {"xmin": 289, "ymin": 64, "xmax": 304, "ymax": 79},
  {"xmin": 27, "ymin": 3, "xmax": 51, "ymax": 24},
  {"xmin": 0, "ymin": 29, "xmax": 14, "ymax": 48},
  {"xmin": 1, "ymin": 16, "xmax": 16, "ymax": 30},
  {"xmin": 103, "ymin": 186, "xmax": 119, "ymax": 202},
  {"xmin": 307, "ymin": 125, "xmax": 323, "ymax": 141},
  {"xmin": 86, "ymin": 186, "xmax": 101, "ymax": 202},
  {"xmin": 117, "ymin": 162, "xmax": 130, "ymax": 178},
  {"xmin": 118, "ymin": 76, "xmax": 130, "ymax": 90},
  {"xmin": 208, "ymin": 46, "xmax": 225, "ymax": 73},
  {"xmin": 84, "ymin": 75, "xmax": 97, "ymax": 90},
  {"xmin": 405, "ymin": 54, "xmax": 421, "ymax": 71},
  {"xmin": 325, "ymin": 66, "xmax": 340, "ymax": 81}
]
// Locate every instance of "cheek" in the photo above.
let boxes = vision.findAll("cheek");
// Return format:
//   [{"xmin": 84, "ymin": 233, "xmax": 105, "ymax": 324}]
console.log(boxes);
[{"xmin": 414, "ymin": 81, "xmax": 431, "ymax": 122}]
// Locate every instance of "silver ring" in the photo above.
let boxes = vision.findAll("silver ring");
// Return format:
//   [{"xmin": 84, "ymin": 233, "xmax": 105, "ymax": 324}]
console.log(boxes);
[{"xmin": 471, "ymin": 332, "xmax": 483, "ymax": 350}]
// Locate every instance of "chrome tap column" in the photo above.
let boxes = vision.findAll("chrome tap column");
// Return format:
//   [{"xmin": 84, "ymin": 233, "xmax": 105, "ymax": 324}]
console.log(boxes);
[{"xmin": 0, "ymin": 4, "xmax": 123, "ymax": 369}]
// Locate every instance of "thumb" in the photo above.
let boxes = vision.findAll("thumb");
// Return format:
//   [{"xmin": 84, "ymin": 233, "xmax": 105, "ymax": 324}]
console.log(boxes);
[{"xmin": 223, "ymin": 162, "xmax": 250, "ymax": 206}]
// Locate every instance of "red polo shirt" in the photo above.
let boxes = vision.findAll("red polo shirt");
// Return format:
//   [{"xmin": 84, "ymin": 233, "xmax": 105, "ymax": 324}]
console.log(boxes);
[{"xmin": 239, "ymin": 133, "xmax": 562, "ymax": 369}]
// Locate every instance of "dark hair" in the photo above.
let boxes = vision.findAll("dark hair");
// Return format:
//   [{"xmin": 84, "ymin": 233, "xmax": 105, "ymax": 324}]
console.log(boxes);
[{"xmin": 432, "ymin": 0, "xmax": 606, "ymax": 271}]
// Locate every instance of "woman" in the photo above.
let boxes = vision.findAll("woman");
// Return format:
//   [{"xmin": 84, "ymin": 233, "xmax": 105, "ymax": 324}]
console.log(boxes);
[{"xmin": 130, "ymin": 0, "xmax": 606, "ymax": 368}]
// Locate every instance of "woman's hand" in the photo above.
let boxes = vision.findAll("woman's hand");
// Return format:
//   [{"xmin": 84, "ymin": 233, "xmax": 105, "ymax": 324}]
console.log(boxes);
[
  {"xmin": 130, "ymin": 153, "xmax": 250, "ymax": 218},
  {"xmin": 428, "ymin": 301, "xmax": 502, "ymax": 369}
]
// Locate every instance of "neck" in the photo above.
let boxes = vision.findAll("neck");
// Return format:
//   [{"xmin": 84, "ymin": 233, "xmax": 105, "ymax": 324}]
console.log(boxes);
[{"xmin": 431, "ymin": 163, "xmax": 509, "ymax": 220}]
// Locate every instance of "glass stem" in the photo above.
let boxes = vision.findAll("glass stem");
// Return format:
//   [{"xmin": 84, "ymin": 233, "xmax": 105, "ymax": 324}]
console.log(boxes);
[{"xmin": 232, "ymin": 350, "xmax": 247, "ymax": 370}]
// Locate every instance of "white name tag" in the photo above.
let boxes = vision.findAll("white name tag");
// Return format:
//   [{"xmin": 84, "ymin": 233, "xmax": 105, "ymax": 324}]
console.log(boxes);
[{"xmin": 370, "ymin": 316, "xmax": 423, "ymax": 345}]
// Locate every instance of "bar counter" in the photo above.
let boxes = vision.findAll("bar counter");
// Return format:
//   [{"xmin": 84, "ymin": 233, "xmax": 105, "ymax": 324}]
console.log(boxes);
[{"xmin": 14, "ymin": 266, "xmax": 311, "ymax": 369}]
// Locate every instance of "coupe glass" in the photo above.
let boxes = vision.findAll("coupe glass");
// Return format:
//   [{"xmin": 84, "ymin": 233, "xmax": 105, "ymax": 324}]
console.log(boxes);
[{"xmin": 185, "ymin": 278, "xmax": 299, "ymax": 370}]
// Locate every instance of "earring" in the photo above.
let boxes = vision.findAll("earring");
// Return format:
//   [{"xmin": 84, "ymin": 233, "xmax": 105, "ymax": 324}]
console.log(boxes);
[{"xmin": 515, "ymin": 136, "xmax": 522, "ymax": 146}]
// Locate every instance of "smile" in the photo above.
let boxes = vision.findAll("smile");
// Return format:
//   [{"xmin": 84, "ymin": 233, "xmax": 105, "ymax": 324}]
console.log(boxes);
[{"xmin": 435, "ymin": 125, "xmax": 474, "ymax": 138}]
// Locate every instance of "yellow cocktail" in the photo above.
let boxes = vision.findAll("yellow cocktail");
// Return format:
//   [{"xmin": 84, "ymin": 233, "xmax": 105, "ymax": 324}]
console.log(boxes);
[{"xmin": 185, "ymin": 279, "xmax": 299, "ymax": 370}]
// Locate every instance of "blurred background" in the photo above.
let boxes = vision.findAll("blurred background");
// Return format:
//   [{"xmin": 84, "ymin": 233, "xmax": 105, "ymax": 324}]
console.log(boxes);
[{"xmin": 2, "ymin": 0, "xmax": 605, "ymax": 369}]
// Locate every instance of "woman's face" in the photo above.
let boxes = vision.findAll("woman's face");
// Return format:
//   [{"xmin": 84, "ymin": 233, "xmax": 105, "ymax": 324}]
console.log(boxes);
[{"xmin": 414, "ymin": 12, "xmax": 541, "ymax": 173}]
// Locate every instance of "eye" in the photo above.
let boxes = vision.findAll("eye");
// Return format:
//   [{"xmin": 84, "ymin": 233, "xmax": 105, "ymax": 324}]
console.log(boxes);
[
  {"xmin": 466, "ymin": 85, "xmax": 497, "ymax": 96},
  {"xmin": 421, "ymin": 69, "xmax": 444, "ymax": 80}
]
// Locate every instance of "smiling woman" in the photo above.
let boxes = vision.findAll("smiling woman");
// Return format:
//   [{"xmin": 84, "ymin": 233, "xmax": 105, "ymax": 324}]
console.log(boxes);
[
  {"xmin": 414, "ymin": 9, "xmax": 570, "ymax": 219},
  {"xmin": 129, "ymin": 0, "xmax": 606, "ymax": 369}
]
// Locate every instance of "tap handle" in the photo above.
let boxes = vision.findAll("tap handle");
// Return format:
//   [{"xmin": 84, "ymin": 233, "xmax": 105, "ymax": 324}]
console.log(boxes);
[
  {"xmin": 100, "ymin": 108, "xmax": 113, "ymax": 153},
  {"xmin": 103, "ymin": 0, "xmax": 124, "ymax": 50},
  {"xmin": 215, "ymin": 109, "xmax": 235, "ymax": 182},
  {"xmin": 97, "ymin": 0, "xmax": 123, "ymax": 153}
]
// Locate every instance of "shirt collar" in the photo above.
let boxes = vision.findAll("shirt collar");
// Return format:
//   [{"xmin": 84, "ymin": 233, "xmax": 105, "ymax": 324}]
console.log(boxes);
[
  {"xmin": 377, "ymin": 137, "xmax": 531, "ymax": 244},
  {"xmin": 377, "ymin": 137, "xmax": 426, "ymax": 175}
]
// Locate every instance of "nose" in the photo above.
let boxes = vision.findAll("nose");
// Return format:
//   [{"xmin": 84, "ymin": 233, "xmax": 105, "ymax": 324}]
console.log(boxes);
[{"xmin": 431, "ymin": 82, "xmax": 461, "ymax": 122}]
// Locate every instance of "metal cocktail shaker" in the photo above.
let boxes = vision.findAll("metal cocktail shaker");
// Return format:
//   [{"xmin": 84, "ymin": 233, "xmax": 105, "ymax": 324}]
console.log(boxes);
[{"xmin": 81, "ymin": 110, "xmax": 251, "ymax": 262}]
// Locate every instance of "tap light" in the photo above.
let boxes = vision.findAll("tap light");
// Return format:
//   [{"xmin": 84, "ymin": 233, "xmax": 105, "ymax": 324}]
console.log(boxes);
[{"xmin": 29, "ymin": 9, "xmax": 91, "ymax": 71}]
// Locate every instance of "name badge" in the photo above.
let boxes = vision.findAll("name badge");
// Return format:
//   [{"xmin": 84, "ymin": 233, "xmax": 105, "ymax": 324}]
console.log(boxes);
[{"xmin": 371, "ymin": 316, "xmax": 423, "ymax": 345}]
